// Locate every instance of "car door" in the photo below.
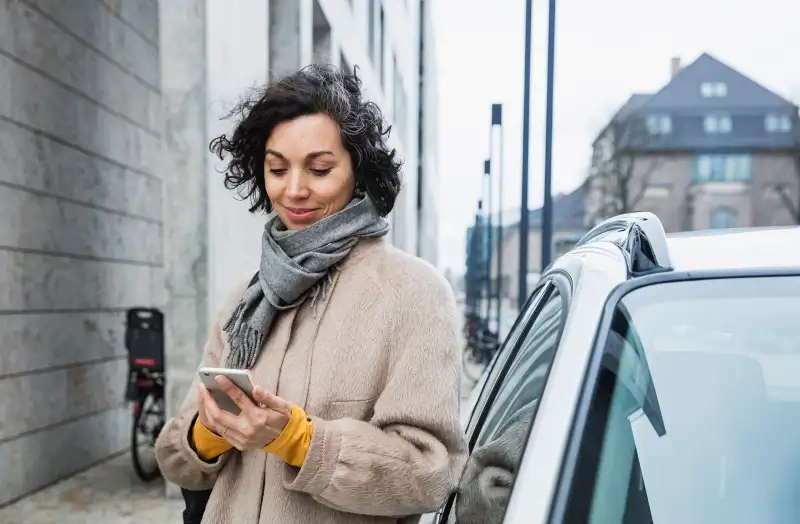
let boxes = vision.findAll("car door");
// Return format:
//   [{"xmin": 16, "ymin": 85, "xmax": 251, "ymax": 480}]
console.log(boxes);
[{"xmin": 434, "ymin": 273, "xmax": 571, "ymax": 523}]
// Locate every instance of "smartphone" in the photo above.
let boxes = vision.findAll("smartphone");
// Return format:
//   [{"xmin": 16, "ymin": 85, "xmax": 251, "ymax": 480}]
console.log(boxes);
[{"xmin": 198, "ymin": 367, "xmax": 256, "ymax": 415}]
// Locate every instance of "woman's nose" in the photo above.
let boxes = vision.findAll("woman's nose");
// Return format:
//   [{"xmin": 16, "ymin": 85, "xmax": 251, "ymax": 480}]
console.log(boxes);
[{"xmin": 285, "ymin": 169, "xmax": 310, "ymax": 199}]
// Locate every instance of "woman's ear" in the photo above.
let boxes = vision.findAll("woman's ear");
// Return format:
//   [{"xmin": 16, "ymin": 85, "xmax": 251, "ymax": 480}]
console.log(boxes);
[{"xmin": 354, "ymin": 181, "xmax": 366, "ymax": 198}]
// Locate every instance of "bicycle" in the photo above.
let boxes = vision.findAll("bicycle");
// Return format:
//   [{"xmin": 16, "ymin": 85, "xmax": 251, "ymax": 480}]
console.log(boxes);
[
  {"xmin": 462, "ymin": 313, "xmax": 499, "ymax": 383},
  {"xmin": 125, "ymin": 308, "xmax": 166, "ymax": 482}
]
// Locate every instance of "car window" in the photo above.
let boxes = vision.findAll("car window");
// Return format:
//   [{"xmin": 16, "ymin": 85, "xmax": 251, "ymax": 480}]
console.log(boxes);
[
  {"xmin": 447, "ymin": 287, "xmax": 565, "ymax": 524},
  {"xmin": 463, "ymin": 283, "xmax": 551, "ymax": 438},
  {"xmin": 559, "ymin": 275, "xmax": 800, "ymax": 524}
]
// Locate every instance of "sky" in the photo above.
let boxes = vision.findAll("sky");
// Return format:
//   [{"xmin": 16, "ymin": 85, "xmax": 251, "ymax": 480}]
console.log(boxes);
[{"xmin": 431, "ymin": 0, "xmax": 800, "ymax": 273}]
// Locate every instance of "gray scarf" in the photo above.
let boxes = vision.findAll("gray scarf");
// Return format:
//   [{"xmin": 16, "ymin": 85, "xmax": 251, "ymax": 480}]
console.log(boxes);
[{"xmin": 223, "ymin": 196, "xmax": 390, "ymax": 369}]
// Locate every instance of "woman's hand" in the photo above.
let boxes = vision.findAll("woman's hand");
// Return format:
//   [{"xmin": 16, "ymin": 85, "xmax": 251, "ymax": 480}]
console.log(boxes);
[{"xmin": 196, "ymin": 376, "xmax": 293, "ymax": 452}]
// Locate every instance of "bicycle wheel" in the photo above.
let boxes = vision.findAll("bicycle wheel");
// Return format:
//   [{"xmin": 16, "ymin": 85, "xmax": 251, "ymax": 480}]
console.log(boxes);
[
  {"xmin": 462, "ymin": 347, "xmax": 485, "ymax": 383},
  {"xmin": 131, "ymin": 392, "xmax": 164, "ymax": 482}
]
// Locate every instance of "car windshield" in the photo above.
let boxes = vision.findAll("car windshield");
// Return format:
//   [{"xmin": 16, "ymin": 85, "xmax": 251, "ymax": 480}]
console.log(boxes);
[{"xmin": 582, "ymin": 275, "xmax": 800, "ymax": 524}]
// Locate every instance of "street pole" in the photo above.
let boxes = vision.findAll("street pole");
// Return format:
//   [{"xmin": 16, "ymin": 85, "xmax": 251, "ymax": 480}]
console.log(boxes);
[
  {"xmin": 467, "ymin": 200, "xmax": 483, "ymax": 315},
  {"xmin": 518, "ymin": 0, "xmax": 534, "ymax": 312},
  {"xmin": 483, "ymin": 159, "xmax": 493, "ymax": 324},
  {"xmin": 541, "ymin": 0, "xmax": 557, "ymax": 270},
  {"xmin": 491, "ymin": 104, "xmax": 503, "ymax": 334}
]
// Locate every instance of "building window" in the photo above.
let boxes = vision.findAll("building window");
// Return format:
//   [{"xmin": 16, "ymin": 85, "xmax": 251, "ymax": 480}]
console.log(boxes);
[
  {"xmin": 704, "ymin": 114, "xmax": 732, "ymax": 134},
  {"xmin": 695, "ymin": 154, "xmax": 752, "ymax": 182},
  {"xmin": 646, "ymin": 115, "xmax": 671, "ymax": 135},
  {"xmin": 709, "ymin": 207, "xmax": 738, "ymax": 229},
  {"xmin": 701, "ymin": 81, "xmax": 727, "ymax": 98},
  {"xmin": 379, "ymin": 6, "xmax": 386, "ymax": 87},
  {"xmin": 720, "ymin": 115, "xmax": 732, "ymax": 133},
  {"xmin": 765, "ymin": 114, "xmax": 792, "ymax": 133},
  {"xmin": 393, "ymin": 55, "xmax": 408, "ymax": 144}
]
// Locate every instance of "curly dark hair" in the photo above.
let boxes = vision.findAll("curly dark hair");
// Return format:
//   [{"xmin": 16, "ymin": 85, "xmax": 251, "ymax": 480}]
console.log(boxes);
[{"xmin": 209, "ymin": 64, "xmax": 403, "ymax": 216}]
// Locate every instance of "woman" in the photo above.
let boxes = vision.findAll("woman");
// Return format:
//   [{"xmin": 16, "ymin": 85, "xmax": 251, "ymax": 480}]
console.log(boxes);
[{"xmin": 155, "ymin": 64, "xmax": 466, "ymax": 524}]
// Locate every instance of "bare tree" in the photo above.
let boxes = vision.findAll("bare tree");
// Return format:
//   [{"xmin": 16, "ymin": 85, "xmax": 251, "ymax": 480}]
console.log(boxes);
[
  {"xmin": 771, "ymin": 108, "xmax": 800, "ymax": 224},
  {"xmin": 772, "ymin": 167, "xmax": 800, "ymax": 224},
  {"xmin": 587, "ymin": 115, "xmax": 663, "ymax": 224}
]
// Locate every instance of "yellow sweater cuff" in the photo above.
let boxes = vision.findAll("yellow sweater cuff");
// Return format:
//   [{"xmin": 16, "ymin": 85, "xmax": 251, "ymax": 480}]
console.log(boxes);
[
  {"xmin": 191, "ymin": 419, "xmax": 233, "ymax": 460},
  {"xmin": 264, "ymin": 404, "xmax": 314, "ymax": 467}
]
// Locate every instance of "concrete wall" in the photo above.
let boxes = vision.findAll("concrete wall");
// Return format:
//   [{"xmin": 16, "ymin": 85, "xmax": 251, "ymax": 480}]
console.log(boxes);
[{"xmin": 0, "ymin": 0, "xmax": 162, "ymax": 506}]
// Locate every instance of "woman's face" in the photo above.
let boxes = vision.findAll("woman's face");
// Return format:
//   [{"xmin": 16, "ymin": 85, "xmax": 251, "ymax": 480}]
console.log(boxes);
[{"xmin": 264, "ymin": 114, "xmax": 356, "ymax": 230}]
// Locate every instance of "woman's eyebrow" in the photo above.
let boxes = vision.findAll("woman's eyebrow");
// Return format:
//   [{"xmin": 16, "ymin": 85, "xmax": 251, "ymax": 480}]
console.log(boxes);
[
  {"xmin": 265, "ymin": 148, "xmax": 285, "ymax": 159},
  {"xmin": 306, "ymin": 150, "xmax": 335, "ymax": 160},
  {"xmin": 265, "ymin": 149, "xmax": 335, "ymax": 160}
]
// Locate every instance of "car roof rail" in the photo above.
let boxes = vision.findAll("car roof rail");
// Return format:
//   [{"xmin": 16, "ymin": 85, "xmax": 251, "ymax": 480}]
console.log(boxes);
[{"xmin": 576, "ymin": 212, "xmax": 673, "ymax": 276}]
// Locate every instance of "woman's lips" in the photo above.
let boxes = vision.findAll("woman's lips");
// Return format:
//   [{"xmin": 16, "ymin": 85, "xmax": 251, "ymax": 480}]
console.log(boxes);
[{"xmin": 284, "ymin": 206, "xmax": 317, "ymax": 222}]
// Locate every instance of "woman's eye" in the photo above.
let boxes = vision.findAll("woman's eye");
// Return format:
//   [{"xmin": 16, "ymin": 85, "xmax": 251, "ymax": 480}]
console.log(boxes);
[
  {"xmin": 268, "ymin": 168, "xmax": 287, "ymax": 175},
  {"xmin": 311, "ymin": 168, "xmax": 332, "ymax": 176}
]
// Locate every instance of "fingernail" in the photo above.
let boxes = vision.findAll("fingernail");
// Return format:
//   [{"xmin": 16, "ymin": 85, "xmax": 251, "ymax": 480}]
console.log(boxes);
[{"xmin": 215, "ymin": 376, "xmax": 224, "ymax": 385}]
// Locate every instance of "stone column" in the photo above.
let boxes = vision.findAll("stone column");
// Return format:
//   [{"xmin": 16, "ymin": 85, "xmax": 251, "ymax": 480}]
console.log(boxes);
[
  {"xmin": 206, "ymin": 0, "xmax": 269, "ymax": 321},
  {"xmin": 159, "ymin": 0, "xmax": 209, "ymax": 499}
]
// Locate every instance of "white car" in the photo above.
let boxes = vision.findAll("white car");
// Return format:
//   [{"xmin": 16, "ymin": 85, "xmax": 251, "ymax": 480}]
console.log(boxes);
[{"xmin": 432, "ymin": 212, "xmax": 800, "ymax": 524}]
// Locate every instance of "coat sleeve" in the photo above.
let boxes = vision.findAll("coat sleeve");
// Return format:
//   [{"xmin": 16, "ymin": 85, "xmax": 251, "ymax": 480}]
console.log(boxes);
[
  {"xmin": 155, "ymin": 281, "xmax": 248, "ymax": 490},
  {"xmin": 282, "ymin": 265, "xmax": 468, "ymax": 516}
]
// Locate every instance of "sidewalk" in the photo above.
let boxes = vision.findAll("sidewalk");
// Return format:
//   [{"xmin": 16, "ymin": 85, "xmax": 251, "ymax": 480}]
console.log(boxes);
[{"xmin": 0, "ymin": 453, "xmax": 183, "ymax": 524}]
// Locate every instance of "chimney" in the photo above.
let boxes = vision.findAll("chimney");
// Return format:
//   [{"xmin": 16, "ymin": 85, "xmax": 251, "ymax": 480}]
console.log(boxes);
[{"xmin": 670, "ymin": 56, "xmax": 681, "ymax": 79}]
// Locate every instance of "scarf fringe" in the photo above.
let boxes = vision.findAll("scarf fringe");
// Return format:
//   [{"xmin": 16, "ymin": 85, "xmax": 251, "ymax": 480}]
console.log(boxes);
[
  {"xmin": 222, "ymin": 271, "xmax": 335, "ymax": 369},
  {"xmin": 223, "ymin": 302, "xmax": 265, "ymax": 369}
]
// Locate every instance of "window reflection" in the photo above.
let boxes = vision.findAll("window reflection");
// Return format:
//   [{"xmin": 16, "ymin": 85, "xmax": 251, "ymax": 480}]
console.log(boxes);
[{"xmin": 452, "ymin": 291, "xmax": 564, "ymax": 524}]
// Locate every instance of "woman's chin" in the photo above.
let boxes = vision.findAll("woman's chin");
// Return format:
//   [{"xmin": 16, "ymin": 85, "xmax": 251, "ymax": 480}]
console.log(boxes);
[{"xmin": 283, "ymin": 217, "xmax": 318, "ymax": 230}]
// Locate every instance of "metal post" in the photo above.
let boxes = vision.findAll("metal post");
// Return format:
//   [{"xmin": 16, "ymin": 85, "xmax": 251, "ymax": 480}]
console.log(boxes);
[
  {"xmin": 541, "ymin": 0, "xmax": 557, "ymax": 270},
  {"xmin": 491, "ymin": 104, "xmax": 504, "ymax": 334},
  {"xmin": 483, "ymin": 159, "xmax": 492, "ymax": 323},
  {"xmin": 518, "ymin": 0, "xmax": 534, "ymax": 312},
  {"xmin": 466, "ymin": 200, "xmax": 483, "ymax": 315}
]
